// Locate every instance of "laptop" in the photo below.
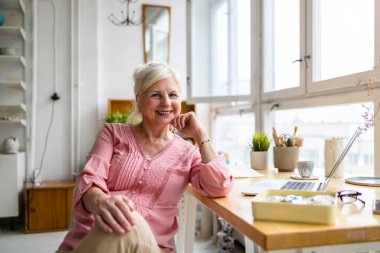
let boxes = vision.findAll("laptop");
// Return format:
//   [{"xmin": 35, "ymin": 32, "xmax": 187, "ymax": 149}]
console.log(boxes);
[{"xmin": 241, "ymin": 131, "xmax": 359, "ymax": 196}]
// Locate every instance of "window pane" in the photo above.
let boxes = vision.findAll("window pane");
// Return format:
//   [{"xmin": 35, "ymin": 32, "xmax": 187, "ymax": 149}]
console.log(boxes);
[
  {"xmin": 211, "ymin": 1, "xmax": 229, "ymax": 96},
  {"xmin": 213, "ymin": 113, "xmax": 255, "ymax": 164},
  {"xmin": 271, "ymin": 103, "xmax": 374, "ymax": 177},
  {"xmin": 313, "ymin": 0, "xmax": 374, "ymax": 81},
  {"xmin": 234, "ymin": 0, "xmax": 251, "ymax": 94},
  {"xmin": 191, "ymin": 0, "xmax": 251, "ymax": 98},
  {"xmin": 263, "ymin": 0, "xmax": 300, "ymax": 92}
]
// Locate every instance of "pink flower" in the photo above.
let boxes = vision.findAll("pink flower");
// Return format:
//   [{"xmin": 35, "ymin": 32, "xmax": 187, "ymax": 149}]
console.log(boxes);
[{"xmin": 358, "ymin": 58, "xmax": 380, "ymax": 134}]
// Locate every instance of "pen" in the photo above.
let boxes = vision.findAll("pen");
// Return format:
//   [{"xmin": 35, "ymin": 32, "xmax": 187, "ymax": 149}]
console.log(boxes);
[
  {"xmin": 273, "ymin": 127, "xmax": 279, "ymax": 147},
  {"xmin": 317, "ymin": 182, "xmax": 322, "ymax": 191}
]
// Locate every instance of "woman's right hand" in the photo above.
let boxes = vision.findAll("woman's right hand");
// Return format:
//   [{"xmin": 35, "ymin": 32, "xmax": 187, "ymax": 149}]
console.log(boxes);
[
  {"xmin": 83, "ymin": 187, "xmax": 136, "ymax": 234},
  {"xmin": 93, "ymin": 195, "xmax": 136, "ymax": 234}
]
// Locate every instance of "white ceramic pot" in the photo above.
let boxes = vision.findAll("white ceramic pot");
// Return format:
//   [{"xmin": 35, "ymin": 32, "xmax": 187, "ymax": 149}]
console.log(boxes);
[
  {"xmin": 250, "ymin": 151, "xmax": 269, "ymax": 170},
  {"xmin": 3, "ymin": 137, "xmax": 20, "ymax": 154}
]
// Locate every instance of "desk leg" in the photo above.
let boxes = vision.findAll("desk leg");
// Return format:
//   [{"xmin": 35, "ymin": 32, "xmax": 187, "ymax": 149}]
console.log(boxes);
[
  {"xmin": 244, "ymin": 236, "xmax": 264, "ymax": 253},
  {"xmin": 176, "ymin": 195, "xmax": 187, "ymax": 253},
  {"xmin": 244, "ymin": 236, "xmax": 255, "ymax": 253},
  {"xmin": 184, "ymin": 192, "xmax": 197, "ymax": 253},
  {"xmin": 176, "ymin": 192, "xmax": 197, "ymax": 253}
]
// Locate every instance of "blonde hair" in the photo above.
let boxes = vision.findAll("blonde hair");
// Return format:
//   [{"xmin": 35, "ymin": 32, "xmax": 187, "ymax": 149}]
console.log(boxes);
[{"xmin": 128, "ymin": 62, "xmax": 182, "ymax": 124}]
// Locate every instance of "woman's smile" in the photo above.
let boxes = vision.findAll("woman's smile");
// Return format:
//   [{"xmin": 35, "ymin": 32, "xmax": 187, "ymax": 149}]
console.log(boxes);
[{"xmin": 156, "ymin": 110, "xmax": 173, "ymax": 116}]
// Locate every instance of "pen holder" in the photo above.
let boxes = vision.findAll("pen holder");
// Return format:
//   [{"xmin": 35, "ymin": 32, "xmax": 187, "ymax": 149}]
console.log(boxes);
[{"xmin": 273, "ymin": 146, "xmax": 299, "ymax": 172}]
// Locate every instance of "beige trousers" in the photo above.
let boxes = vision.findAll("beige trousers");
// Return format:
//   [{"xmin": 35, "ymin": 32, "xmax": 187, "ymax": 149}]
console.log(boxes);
[{"xmin": 57, "ymin": 211, "xmax": 163, "ymax": 253}]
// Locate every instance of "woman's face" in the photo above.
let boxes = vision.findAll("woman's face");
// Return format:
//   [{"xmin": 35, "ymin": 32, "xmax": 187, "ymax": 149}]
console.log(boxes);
[{"xmin": 138, "ymin": 77, "xmax": 181, "ymax": 126}]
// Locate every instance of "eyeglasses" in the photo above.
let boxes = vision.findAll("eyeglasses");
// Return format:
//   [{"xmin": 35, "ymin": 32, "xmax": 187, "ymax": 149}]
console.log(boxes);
[{"xmin": 337, "ymin": 190, "xmax": 366, "ymax": 205}]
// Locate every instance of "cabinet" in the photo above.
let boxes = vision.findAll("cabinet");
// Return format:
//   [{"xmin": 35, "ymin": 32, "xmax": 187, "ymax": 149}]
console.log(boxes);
[
  {"xmin": 0, "ymin": 152, "xmax": 25, "ymax": 218},
  {"xmin": 25, "ymin": 181, "xmax": 75, "ymax": 233},
  {"xmin": 0, "ymin": 0, "xmax": 27, "ymax": 152}
]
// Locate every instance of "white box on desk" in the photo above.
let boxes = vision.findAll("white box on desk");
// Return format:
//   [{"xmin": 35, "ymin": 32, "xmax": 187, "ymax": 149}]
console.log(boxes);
[{"xmin": 252, "ymin": 189, "xmax": 337, "ymax": 225}]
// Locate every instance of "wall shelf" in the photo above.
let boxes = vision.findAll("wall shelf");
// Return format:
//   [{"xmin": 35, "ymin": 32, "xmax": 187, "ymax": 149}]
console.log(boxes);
[
  {"xmin": 0, "ymin": 0, "xmax": 25, "ymax": 14},
  {"xmin": 0, "ymin": 103, "xmax": 27, "ymax": 112},
  {"xmin": 0, "ymin": 0, "xmax": 27, "ymax": 222},
  {"xmin": 0, "ymin": 81, "xmax": 26, "ymax": 90},
  {"xmin": 0, "ymin": 119, "xmax": 26, "ymax": 127},
  {"xmin": 0, "ymin": 55, "xmax": 26, "ymax": 66},
  {"xmin": 0, "ymin": 26, "xmax": 26, "ymax": 40}
]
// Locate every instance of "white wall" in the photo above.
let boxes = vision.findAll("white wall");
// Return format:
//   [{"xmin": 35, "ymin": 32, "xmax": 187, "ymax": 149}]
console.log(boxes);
[
  {"xmin": 32, "ymin": 0, "xmax": 187, "ymax": 181},
  {"xmin": 33, "ymin": 0, "xmax": 72, "ymax": 181}
]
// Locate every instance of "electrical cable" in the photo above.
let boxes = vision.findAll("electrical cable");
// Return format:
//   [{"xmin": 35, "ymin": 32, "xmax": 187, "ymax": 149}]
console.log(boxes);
[
  {"xmin": 32, "ymin": 101, "xmax": 56, "ymax": 183},
  {"xmin": 32, "ymin": 0, "xmax": 58, "ymax": 183}
]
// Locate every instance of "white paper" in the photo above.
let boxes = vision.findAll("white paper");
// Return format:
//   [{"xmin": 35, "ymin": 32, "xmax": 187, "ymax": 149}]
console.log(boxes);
[{"xmin": 228, "ymin": 164, "xmax": 264, "ymax": 178}]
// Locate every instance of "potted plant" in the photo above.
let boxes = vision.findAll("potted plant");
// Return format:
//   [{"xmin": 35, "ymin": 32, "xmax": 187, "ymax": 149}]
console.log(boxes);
[
  {"xmin": 106, "ymin": 111, "xmax": 130, "ymax": 123},
  {"xmin": 249, "ymin": 132, "xmax": 271, "ymax": 170}
]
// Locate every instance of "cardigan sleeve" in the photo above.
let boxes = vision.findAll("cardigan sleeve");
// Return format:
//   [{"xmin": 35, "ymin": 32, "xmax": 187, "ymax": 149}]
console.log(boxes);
[
  {"xmin": 188, "ymin": 150, "xmax": 233, "ymax": 197},
  {"xmin": 73, "ymin": 124, "xmax": 114, "ymax": 217}
]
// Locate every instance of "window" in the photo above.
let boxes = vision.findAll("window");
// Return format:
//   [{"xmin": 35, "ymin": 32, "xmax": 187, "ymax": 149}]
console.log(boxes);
[
  {"xmin": 312, "ymin": 0, "xmax": 374, "ymax": 82},
  {"xmin": 270, "ymin": 103, "xmax": 374, "ymax": 177},
  {"xmin": 188, "ymin": 0, "xmax": 380, "ymax": 175},
  {"xmin": 188, "ymin": 0, "xmax": 251, "ymax": 101},
  {"xmin": 213, "ymin": 113, "xmax": 255, "ymax": 165},
  {"xmin": 262, "ymin": 0, "xmax": 378, "ymax": 96},
  {"xmin": 263, "ymin": 0, "xmax": 301, "ymax": 92}
]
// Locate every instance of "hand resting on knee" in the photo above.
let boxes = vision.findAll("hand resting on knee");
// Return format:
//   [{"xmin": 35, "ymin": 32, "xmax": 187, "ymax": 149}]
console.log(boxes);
[{"xmin": 83, "ymin": 186, "xmax": 136, "ymax": 234}]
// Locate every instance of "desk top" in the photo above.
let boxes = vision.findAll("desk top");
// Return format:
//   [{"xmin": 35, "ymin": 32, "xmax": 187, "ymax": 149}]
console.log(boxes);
[{"xmin": 187, "ymin": 171, "xmax": 380, "ymax": 250}]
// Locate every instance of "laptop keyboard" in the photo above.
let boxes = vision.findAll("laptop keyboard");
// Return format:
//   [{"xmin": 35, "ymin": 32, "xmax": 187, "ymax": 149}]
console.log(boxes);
[{"xmin": 280, "ymin": 181, "xmax": 316, "ymax": 191}]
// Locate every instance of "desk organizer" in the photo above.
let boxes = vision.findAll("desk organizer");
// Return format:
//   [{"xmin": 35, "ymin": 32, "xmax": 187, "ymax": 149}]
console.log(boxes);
[{"xmin": 252, "ymin": 189, "xmax": 337, "ymax": 224}]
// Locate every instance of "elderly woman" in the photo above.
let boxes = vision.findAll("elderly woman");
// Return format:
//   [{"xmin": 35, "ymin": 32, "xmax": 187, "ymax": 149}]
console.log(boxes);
[{"xmin": 57, "ymin": 62, "xmax": 233, "ymax": 253}]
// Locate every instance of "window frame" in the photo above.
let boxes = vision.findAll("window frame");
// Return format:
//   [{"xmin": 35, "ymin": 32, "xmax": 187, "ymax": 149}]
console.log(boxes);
[
  {"xmin": 188, "ymin": 0, "xmax": 380, "ymax": 176},
  {"xmin": 186, "ymin": 0, "xmax": 259, "ymax": 103},
  {"xmin": 261, "ymin": 0, "xmax": 307, "ymax": 101},
  {"xmin": 306, "ymin": 0, "xmax": 380, "ymax": 94},
  {"xmin": 261, "ymin": 1, "xmax": 380, "ymax": 101}
]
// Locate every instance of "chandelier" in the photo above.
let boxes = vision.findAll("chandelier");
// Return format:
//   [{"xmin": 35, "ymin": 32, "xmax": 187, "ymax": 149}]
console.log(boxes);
[{"xmin": 108, "ymin": 0, "xmax": 143, "ymax": 26}]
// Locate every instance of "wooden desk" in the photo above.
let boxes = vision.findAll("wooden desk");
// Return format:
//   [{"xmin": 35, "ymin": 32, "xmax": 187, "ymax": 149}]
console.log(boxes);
[{"xmin": 178, "ymin": 171, "xmax": 380, "ymax": 253}]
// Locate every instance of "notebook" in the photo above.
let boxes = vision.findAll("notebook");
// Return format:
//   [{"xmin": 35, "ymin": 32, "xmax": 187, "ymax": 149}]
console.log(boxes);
[{"xmin": 241, "ymin": 131, "xmax": 359, "ymax": 196}]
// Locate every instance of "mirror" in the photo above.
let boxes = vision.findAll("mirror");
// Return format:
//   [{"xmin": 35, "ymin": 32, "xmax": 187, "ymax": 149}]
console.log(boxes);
[{"xmin": 143, "ymin": 5, "xmax": 171, "ymax": 63}]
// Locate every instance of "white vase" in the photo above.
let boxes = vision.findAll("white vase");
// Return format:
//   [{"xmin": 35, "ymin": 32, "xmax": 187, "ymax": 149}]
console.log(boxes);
[
  {"xmin": 250, "ymin": 151, "xmax": 269, "ymax": 170},
  {"xmin": 3, "ymin": 137, "xmax": 20, "ymax": 154}
]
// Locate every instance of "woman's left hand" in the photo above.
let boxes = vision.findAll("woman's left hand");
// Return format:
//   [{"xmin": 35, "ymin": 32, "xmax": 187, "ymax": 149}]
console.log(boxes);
[
  {"xmin": 171, "ymin": 112, "xmax": 206, "ymax": 141},
  {"xmin": 172, "ymin": 112, "xmax": 218, "ymax": 162}
]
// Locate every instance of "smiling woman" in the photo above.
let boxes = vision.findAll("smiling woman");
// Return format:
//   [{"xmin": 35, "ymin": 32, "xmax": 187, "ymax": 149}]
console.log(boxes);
[{"xmin": 56, "ymin": 62, "xmax": 233, "ymax": 253}]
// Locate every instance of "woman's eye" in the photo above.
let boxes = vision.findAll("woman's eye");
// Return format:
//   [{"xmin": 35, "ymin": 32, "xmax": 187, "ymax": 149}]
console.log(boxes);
[
  {"xmin": 169, "ymin": 93, "xmax": 178, "ymax": 98},
  {"xmin": 152, "ymin": 93, "xmax": 161, "ymax": 98}
]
